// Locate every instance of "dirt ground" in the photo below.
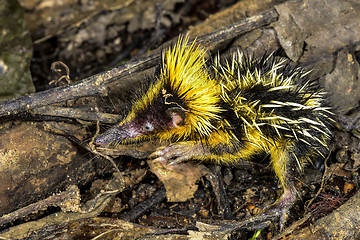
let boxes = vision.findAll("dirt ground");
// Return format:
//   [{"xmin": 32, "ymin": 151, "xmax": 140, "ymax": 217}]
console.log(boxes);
[{"xmin": 0, "ymin": 0, "xmax": 360, "ymax": 239}]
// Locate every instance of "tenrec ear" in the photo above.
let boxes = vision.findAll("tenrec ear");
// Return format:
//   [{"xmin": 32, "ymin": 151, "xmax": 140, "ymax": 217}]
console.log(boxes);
[{"xmin": 166, "ymin": 107, "xmax": 185, "ymax": 127}]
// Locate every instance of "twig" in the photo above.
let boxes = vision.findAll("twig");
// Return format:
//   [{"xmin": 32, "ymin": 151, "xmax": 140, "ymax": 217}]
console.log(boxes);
[
  {"xmin": 90, "ymin": 122, "xmax": 125, "ymax": 184},
  {"xmin": 0, "ymin": 185, "xmax": 81, "ymax": 227},
  {"xmin": 196, "ymin": 213, "xmax": 278, "ymax": 233},
  {"xmin": 305, "ymin": 154, "xmax": 331, "ymax": 209},
  {"xmin": 205, "ymin": 166, "xmax": 233, "ymax": 220},
  {"xmin": 119, "ymin": 186, "xmax": 167, "ymax": 222},
  {"xmin": 197, "ymin": 8, "xmax": 278, "ymax": 49},
  {"xmin": 49, "ymin": 61, "xmax": 72, "ymax": 86},
  {"xmin": 31, "ymin": 105, "xmax": 121, "ymax": 124}
]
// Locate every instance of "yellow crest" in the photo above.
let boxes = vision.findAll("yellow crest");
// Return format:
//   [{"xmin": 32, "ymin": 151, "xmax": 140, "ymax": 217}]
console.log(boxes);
[{"xmin": 158, "ymin": 36, "xmax": 222, "ymax": 141}]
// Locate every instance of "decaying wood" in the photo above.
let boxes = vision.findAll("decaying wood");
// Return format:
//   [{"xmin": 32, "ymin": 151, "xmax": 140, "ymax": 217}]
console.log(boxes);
[
  {"xmin": 31, "ymin": 105, "xmax": 121, "ymax": 124},
  {"xmin": 0, "ymin": 170, "xmax": 147, "ymax": 238},
  {"xmin": 0, "ymin": 121, "xmax": 106, "ymax": 217},
  {"xmin": 119, "ymin": 186, "xmax": 166, "ymax": 222},
  {"xmin": 205, "ymin": 166, "xmax": 233, "ymax": 220},
  {"xmin": 0, "ymin": 185, "xmax": 81, "ymax": 227},
  {"xmin": 0, "ymin": 8, "xmax": 278, "ymax": 119},
  {"xmin": 0, "ymin": 188, "xmax": 119, "ymax": 239}
]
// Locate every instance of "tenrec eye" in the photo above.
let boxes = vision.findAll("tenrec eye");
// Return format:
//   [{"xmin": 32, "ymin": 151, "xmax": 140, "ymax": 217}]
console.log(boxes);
[{"xmin": 144, "ymin": 122, "xmax": 154, "ymax": 131}]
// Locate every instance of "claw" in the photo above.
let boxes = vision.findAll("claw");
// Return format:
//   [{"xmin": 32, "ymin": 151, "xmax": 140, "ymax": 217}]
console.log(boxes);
[
  {"xmin": 264, "ymin": 205, "xmax": 289, "ymax": 231},
  {"xmin": 168, "ymin": 158, "xmax": 182, "ymax": 165},
  {"xmin": 261, "ymin": 186, "xmax": 297, "ymax": 231},
  {"xmin": 152, "ymin": 156, "xmax": 166, "ymax": 162},
  {"xmin": 149, "ymin": 144, "xmax": 182, "ymax": 160},
  {"xmin": 169, "ymin": 156, "xmax": 188, "ymax": 165},
  {"xmin": 149, "ymin": 142, "xmax": 202, "ymax": 166},
  {"xmin": 149, "ymin": 148, "xmax": 165, "ymax": 159}
]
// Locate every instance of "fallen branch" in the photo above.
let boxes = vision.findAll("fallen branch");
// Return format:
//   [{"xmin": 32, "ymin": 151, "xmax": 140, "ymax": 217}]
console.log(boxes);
[{"xmin": 0, "ymin": 8, "xmax": 278, "ymax": 118}]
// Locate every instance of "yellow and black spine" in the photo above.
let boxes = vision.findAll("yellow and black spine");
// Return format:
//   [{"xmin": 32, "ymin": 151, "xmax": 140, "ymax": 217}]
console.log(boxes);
[{"xmin": 94, "ymin": 36, "xmax": 333, "ymax": 224}]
